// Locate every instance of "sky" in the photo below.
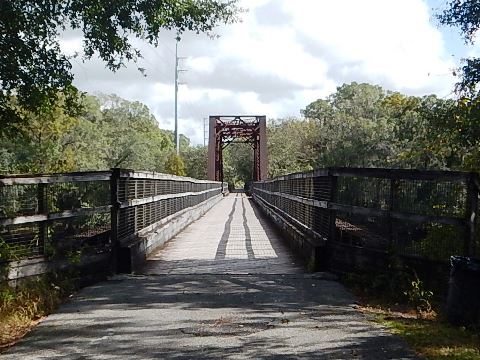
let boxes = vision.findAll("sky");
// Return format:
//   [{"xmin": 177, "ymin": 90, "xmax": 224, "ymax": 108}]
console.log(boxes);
[{"xmin": 60, "ymin": 0, "xmax": 474, "ymax": 145}]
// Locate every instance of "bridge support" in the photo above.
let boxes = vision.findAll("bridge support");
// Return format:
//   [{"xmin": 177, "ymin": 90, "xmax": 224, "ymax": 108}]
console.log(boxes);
[{"xmin": 208, "ymin": 115, "xmax": 268, "ymax": 182}]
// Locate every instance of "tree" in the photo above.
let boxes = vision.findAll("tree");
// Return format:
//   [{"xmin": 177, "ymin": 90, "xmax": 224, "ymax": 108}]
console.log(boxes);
[
  {"xmin": 438, "ymin": 1, "xmax": 480, "ymax": 93},
  {"xmin": 383, "ymin": 93, "xmax": 458, "ymax": 169},
  {"xmin": 0, "ymin": 96, "xmax": 78, "ymax": 173},
  {"xmin": 437, "ymin": 2, "xmax": 480, "ymax": 172},
  {"xmin": 182, "ymin": 146, "xmax": 208, "ymax": 179},
  {"xmin": 0, "ymin": 0, "xmax": 240, "ymax": 132},
  {"xmin": 97, "ymin": 94, "xmax": 173, "ymax": 170},
  {"xmin": 223, "ymin": 143, "xmax": 253, "ymax": 187},
  {"xmin": 165, "ymin": 153, "xmax": 186, "ymax": 176},
  {"xmin": 298, "ymin": 82, "xmax": 478, "ymax": 171},
  {"xmin": 301, "ymin": 99, "xmax": 334, "ymax": 124},
  {"xmin": 300, "ymin": 82, "xmax": 395, "ymax": 168},
  {"xmin": 0, "ymin": 93, "xmax": 179, "ymax": 174},
  {"xmin": 165, "ymin": 152, "xmax": 187, "ymax": 176},
  {"xmin": 267, "ymin": 118, "xmax": 317, "ymax": 177}
]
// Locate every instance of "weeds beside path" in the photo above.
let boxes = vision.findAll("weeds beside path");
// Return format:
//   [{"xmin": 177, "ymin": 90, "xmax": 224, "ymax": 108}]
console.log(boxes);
[
  {"xmin": 0, "ymin": 274, "xmax": 76, "ymax": 351},
  {"xmin": 358, "ymin": 297, "xmax": 480, "ymax": 359}
]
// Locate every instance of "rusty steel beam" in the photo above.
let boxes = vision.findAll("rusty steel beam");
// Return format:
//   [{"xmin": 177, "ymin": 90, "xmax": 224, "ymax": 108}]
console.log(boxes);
[{"xmin": 207, "ymin": 115, "xmax": 268, "ymax": 182}]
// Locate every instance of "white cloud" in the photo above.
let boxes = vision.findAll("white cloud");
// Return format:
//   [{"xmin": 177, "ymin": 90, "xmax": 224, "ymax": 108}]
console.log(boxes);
[
  {"xmin": 282, "ymin": 0, "xmax": 454, "ymax": 92},
  {"xmin": 59, "ymin": 37, "xmax": 83, "ymax": 56},
  {"xmin": 65, "ymin": 0, "xmax": 456, "ymax": 145},
  {"xmin": 186, "ymin": 56, "xmax": 216, "ymax": 74}
]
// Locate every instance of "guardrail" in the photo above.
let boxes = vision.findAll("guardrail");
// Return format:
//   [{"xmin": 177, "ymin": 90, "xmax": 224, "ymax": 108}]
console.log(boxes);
[
  {"xmin": 0, "ymin": 171, "xmax": 111, "ymax": 261},
  {"xmin": 253, "ymin": 167, "xmax": 479, "ymax": 265},
  {"xmin": 0, "ymin": 169, "xmax": 226, "ymax": 274},
  {"xmin": 111, "ymin": 169, "xmax": 224, "ymax": 246}
]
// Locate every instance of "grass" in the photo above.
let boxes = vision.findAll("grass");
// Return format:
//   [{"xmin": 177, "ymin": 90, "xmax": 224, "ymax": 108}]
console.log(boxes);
[
  {"xmin": 341, "ymin": 261, "xmax": 480, "ymax": 359},
  {"xmin": 353, "ymin": 289, "xmax": 480, "ymax": 360},
  {"xmin": 371, "ymin": 308, "xmax": 480, "ymax": 360},
  {"xmin": 1, "ymin": 268, "xmax": 478, "ymax": 359},
  {"xmin": 0, "ymin": 273, "xmax": 76, "ymax": 350}
]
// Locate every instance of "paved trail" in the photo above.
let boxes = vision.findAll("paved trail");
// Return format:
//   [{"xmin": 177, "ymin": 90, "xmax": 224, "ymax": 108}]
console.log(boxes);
[{"xmin": 2, "ymin": 194, "xmax": 418, "ymax": 359}]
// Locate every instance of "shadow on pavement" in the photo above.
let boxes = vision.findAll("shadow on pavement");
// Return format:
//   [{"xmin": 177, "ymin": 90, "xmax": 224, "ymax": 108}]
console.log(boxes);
[{"xmin": 2, "ymin": 274, "xmax": 419, "ymax": 359}]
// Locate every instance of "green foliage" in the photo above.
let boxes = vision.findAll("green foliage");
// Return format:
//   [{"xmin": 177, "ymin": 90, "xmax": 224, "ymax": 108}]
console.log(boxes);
[
  {"xmin": 43, "ymin": 241, "xmax": 57, "ymax": 261},
  {"xmin": 0, "ymin": 95, "xmax": 79, "ymax": 173},
  {"xmin": 164, "ymin": 153, "xmax": 186, "ymax": 176},
  {"xmin": 371, "ymin": 255, "xmax": 413, "ymax": 299},
  {"xmin": 438, "ymin": 1, "xmax": 480, "ymax": 94},
  {"xmin": 0, "ymin": 236, "xmax": 35, "ymax": 265},
  {"xmin": 0, "ymin": 273, "xmax": 78, "ymax": 347},
  {"xmin": 222, "ymin": 143, "xmax": 254, "ymax": 188},
  {"xmin": 404, "ymin": 275, "xmax": 434, "ymax": 313},
  {"xmin": 0, "ymin": 238, "xmax": 11, "ymax": 282},
  {"xmin": 0, "ymin": 94, "xmax": 177, "ymax": 174},
  {"xmin": 296, "ymin": 83, "xmax": 396, "ymax": 169},
  {"xmin": 267, "ymin": 118, "xmax": 316, "ymax": 177},
  {"xmin": 344, "ymin": 254, "xmax": 434, "ymax": 312},
  {"xmin": 65, "ymin": 250, "xmax": 82, "ymax": 265},
  {"xmin": 2, "ymin": 80, "xmax": 480, "ymax": 197},
  {"xmin": 377, "ymin": 315, "xmax": 480, "ymax": 360},
  {"xmin": 0, "ymin": 277, "xmax": 63, "ymax": 320},
  {"xmin": 264, "ymin": 81, "xmax": 480, "ymax": 175},
  {"xmin": 0, "ymin": 287, "xmax": 16, "ymax": 309},
  {"xmin": 0, "ymin": 238, "xmax": 10, "ymax": 264},
  {"xmin": 77, "ymin": 213, "xmax": 109, "ymax": 232},
  {"xmin": 182, "ymin": 146, "xmax": 208, "ymax": 179},
  {"xmin": 0, "ymin": 0, "xmax": 241, "ymax": 132},
  {"xmin": 407, "ymin": 224, "xmax": 465, "ymax": 262},
  {"xmin": 91, "ymin": 94, "xmax": 173, "ymax": 170}
]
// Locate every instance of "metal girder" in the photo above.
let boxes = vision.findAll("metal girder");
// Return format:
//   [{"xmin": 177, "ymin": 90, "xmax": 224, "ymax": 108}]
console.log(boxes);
[{"xmin": 208, "ymin": 116, "xmax": 268, "ymax": 182}]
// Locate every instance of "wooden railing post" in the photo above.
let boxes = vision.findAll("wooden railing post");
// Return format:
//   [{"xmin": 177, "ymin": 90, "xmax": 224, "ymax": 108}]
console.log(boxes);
[
  {"xmin": 110, "ymin": 168, "xmax": 121, "ymax": 273},
  {"xmin": 329, "ymin": 169, "xmax": 338, "ymax": 243},
  {"xmin": 388, "ymin": 178, "xmax": 399, "ymax": 248},
  {"xmin": 465, "ymin": 173, "xmax": 479, "ymax": 256},
  {"xmin": 37, "ymin": 183, "xmax": 48, "ymax": 256}
]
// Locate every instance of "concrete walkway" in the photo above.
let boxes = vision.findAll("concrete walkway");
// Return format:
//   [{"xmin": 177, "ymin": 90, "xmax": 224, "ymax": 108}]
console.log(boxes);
[{"xmin": 2, "ymin": 194, "xmax": 419, "ymax": 359}]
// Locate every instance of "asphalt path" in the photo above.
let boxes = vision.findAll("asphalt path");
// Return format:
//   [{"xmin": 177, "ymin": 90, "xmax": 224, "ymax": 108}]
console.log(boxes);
[{"xmin": 2, "ymin": 195, "xmax": 419, "ymax": 359}]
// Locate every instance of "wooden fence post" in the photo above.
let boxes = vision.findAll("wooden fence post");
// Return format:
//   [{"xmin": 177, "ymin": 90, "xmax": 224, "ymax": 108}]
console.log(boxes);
[
  {"xmin": 465, "ymin": 173, "xmax": 479, "ymax": 256},
  {"xmin": 110, "ymin": 168, "xmax": 121, "ymax": 273},
  {"xmin": 37, "ymin": 183, "xmax": 48, "ymax": 256},
  {"xmin": 329, "ymin": 169, "xmax": 338, "ymax": 243},
  {"xmin": 388, "ymin": 178, "xmax": 399, "ymax": 248}
]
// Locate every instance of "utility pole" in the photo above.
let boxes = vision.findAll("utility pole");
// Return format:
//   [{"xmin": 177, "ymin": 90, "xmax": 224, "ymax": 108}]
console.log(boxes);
[
  {"xmin": 174, "ymin": 39, "xmax": 179, "ymax": 155},
  {"xmin": 203, "ymin": 117, "xmax": 208, "ymax": 147},
  {"xmin": 174, "ymin": 38, "xmax": 187, "ymax": 156}
]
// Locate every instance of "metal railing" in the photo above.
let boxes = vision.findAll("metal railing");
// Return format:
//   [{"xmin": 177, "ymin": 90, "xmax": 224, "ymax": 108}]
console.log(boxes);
[
  {"xmin": 111, "ymin": 169, "xmax": 224, "ymax": 245},
  {"xmin": 0, "ymin": 169, "xmax": 226, "ymax": 264},
  {"xmin": 0, "ymin": 171, "xmax": 112, "ymax": 260},
  {"xmin": 253, "ymin": 167, "xmax": 479, "ymax": 263}
]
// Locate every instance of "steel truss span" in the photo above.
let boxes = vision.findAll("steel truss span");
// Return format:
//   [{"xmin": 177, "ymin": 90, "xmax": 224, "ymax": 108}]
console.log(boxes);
[{"xmin": 208, "ymin": 115, "xmax": 268, "ymax": 182}]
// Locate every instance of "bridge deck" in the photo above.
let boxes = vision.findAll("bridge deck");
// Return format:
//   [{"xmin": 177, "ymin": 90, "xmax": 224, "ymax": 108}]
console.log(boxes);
[
  {"xmin": 142, "ymin": 193, "xmax": 304, "ymax": 275},
  {"xmin": 2, "ymin": 194, "xmax": 418, "ymax": 359}
]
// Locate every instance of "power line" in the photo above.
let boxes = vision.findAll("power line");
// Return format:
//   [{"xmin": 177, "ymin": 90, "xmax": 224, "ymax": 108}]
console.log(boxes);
[{"xmin": 143, "ymin": 37, "xmax": 206, "ymax": 146}]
